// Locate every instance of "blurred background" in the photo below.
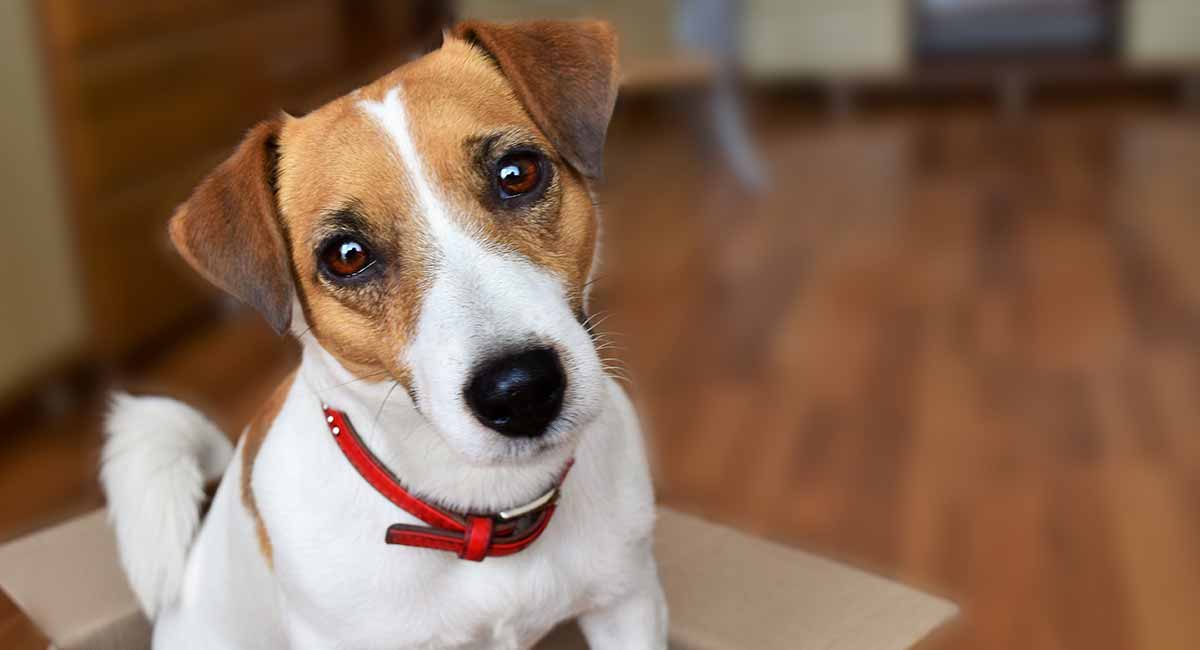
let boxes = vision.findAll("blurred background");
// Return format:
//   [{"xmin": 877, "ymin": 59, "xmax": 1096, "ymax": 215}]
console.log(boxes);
[{"xmin": 2, "ymin": 1, "xmax": 1199, "ymax": 648}]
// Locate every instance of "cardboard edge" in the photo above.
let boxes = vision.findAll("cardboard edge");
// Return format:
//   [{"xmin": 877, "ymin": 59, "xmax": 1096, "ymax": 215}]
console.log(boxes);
[
  {"xmin": 654, "ymin": 509, "xmax": 959, "ymax": 650},
  {"xmin": 0, "ymin": 584, "xmax": 51, "ymax": 649}
]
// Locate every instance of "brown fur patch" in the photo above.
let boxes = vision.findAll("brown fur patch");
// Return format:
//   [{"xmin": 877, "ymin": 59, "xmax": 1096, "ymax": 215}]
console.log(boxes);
[
  {"xmin": 274, "ymin": 84, "xmax": 431, "ymax": 385},
  {"xmin": 241, "ymin": 369, "xmax": 296, "ymax": 568}
]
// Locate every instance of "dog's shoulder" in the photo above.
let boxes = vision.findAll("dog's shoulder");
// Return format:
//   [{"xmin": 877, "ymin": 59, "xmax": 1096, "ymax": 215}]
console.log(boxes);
[{"xmin": 240, "ymin": 367, "xmax": 298, "ymax": 566}]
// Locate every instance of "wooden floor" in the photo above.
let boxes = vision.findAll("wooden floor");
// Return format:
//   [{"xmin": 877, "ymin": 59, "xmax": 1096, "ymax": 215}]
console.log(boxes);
[{"xmin": 4, "ymin": 100, "xmax": 1200, "ymax": 649}]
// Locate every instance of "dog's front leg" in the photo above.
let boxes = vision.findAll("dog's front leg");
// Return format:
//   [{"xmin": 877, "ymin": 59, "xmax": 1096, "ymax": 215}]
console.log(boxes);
[{"xmin": 578, "ymin": 554, "xmax": 668, "ymax": 650}]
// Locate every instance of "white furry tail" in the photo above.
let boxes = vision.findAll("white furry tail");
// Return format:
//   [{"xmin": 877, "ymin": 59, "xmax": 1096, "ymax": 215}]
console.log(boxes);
[{"xmin": 100, "ymin": 392, "xmax": 233, "ymax": 618}]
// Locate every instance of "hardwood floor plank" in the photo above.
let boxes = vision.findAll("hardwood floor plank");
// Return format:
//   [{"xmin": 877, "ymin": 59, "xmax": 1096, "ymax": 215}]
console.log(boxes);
[
  {"xmin": 963, "ymin": 478, "xmax": 1061, "ymax": 650},
  {"xmin": 1047, "ymin": 469, "xmax": 1136, "ymax": 650},
  {"xmin": 1106, "ymin": 463, "xmax": 1200, "ymax": 650},
  {"xmin": 1144, "ymin": 345, "xmax": 1200, "ymax": 471}
]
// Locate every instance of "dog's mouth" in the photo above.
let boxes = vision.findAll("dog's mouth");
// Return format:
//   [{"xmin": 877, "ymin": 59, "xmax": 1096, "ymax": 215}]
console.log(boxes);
[
  {"xmin": 400, "ymin": 324, "xmax": 606, "ymax": 462},
  {"xmin": 412, "ymin": 370, "xmax": 602, "ymax": 466},
  {"xmin": 413, "ymin": 402, "xmax": 566, "ymax": 461},
  {"xmin": 435, "ymin": 400, "xmax": 593, "ymax": 464}
]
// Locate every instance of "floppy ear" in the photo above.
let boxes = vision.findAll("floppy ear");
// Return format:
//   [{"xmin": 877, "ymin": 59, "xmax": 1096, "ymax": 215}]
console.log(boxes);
[
  {"xmin": 453, "ymin": 19, "xmax": 619, "ymax": 179},
  {"xmin": 169, "ymin": 118, "xmax": 294, "ymax": 334}
]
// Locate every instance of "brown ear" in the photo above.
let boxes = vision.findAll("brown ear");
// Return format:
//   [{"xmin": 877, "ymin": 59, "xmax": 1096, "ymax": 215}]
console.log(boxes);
[
  {"xmin": 169, "ymin": 118, "xmax": 294, "ymax": 334},
  {"xmin": 453, "ymin": 19, "xmax": 619, "ymax": 179}
]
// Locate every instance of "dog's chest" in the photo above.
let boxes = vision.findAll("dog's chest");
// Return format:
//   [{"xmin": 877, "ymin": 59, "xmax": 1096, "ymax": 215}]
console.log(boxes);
[
  {"xmin": 251, "ymin": 381, "xmax": 652, "ymax": 648},
  {"xmin": 271, "ymin": 502, "xmax": 630, "ymax": 649},
  {"xmin": 258, "ymin": 445, "xmax": 641, "ymax": 647}
]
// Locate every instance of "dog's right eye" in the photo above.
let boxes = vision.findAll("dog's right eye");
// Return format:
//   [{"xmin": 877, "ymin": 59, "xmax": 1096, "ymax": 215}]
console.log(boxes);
[
  {"xmin": 496, "ymin": 152, "xmax": 542, "ymax": 199},
  {"xmin": 319, "ymin": 236, "xmax": 376, "ymax": 279}
]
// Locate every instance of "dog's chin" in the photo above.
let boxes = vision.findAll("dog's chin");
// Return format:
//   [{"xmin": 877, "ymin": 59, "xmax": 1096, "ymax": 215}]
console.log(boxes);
[{"xmin": 426, "ymin": 403, "xmax": 600, "ymax": 467}]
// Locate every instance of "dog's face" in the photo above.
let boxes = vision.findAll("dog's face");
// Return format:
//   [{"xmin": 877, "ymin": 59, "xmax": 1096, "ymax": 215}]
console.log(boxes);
[{"xmin": 169, "ymin": 21, "xmax": 619, "ymax": 463}]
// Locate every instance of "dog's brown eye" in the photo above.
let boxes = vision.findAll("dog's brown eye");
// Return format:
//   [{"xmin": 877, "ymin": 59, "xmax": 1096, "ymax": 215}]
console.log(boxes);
[
  {"xmin": 319, "ymin": 236, "xmax": 375, "ymax": 278},
  {"xmin": 496, "ymin": 153, "xmax": 541, "ymax": 198}
]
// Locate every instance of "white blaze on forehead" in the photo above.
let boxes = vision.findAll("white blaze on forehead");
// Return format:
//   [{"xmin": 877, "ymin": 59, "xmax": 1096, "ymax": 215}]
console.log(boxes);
[
  {"xmin": 355, "ymin": 85, "xmax": 606, "ymax": 466},
  {"xmin": 359, "ymin": 86, "xmax": 468, "ymax": 248}
]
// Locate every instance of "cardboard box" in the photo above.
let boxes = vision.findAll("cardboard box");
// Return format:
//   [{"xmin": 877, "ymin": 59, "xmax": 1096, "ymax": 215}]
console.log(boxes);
[{"xmin": 0, "ymin": 508, "xmax": 954, "ymax": 649}]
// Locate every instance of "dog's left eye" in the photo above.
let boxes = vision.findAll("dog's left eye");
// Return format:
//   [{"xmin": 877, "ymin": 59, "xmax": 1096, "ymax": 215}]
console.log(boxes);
[
  {"xmin": 319, "ymin": 236, "xmax": 376, "ymax": 279},
  {"xmin": 496, "ymin": 152, "xmax": 542, "ymax": 199}
]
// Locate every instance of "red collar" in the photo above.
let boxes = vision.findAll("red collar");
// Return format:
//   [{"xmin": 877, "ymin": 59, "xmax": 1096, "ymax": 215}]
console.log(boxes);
[{"xmin": 323, "ymin": 404, "xmax": 570, "ymax": 562}]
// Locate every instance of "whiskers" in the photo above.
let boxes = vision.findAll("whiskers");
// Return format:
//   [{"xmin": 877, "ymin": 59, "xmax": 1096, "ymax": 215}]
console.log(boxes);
[
  {"xmin": 580, "ymin": 272, "xmax": 606, "ymax": 297},
  {"xmin": 312, "ymin": 369, "xmax": 392, "ymax": 395},
  {"xmin": 295, "ymin": 327, "xmax": 394, "ymax": 396},
  {"xmin": 580, "ymin": 310, "xmax": 614, "ymax": 336},
  {"xmin": 369, "ymin": 380, "xmax": 401, "ymax": 446},
  {"xmin": 599, "ymin": 358, "xmax": 632, "ymax": 385},
  {"xmin": 583, "ymin": 310, "xmax": 633, "ymax": 385}
]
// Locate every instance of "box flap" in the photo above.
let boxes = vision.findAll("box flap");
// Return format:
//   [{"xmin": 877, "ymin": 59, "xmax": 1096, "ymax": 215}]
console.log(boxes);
[
  {"xmin": 0, "ymin": 510, "xmax": 149, "ymax": 650},
  {"xmin": 1, "ymin": 584, "xmax": 50, "ymax": 648},
  {"xmin": 650, "ymin": 509, "xmax": 955, "ymax": 649},
  {"xmin": 0, "ymin": 508, "xmax": 954, "ymax": 650}
]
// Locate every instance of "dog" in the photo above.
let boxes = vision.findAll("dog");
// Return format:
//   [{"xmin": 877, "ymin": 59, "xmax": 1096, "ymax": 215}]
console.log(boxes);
[{"xmin": 100, "ymin": 20, "xmax": 667, "ymax": 649}]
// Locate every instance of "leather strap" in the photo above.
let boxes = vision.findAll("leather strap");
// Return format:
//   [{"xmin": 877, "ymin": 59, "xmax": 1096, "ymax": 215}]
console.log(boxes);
[{"xmin": 323, "ymin": 404, "xmax": 569, "ymax": 561}]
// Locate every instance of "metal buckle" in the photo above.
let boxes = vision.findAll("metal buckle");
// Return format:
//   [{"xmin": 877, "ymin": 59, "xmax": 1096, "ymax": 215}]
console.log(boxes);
[{"xmin": 497, "ymin": 486, "xmax": 559, "ymax": 521}]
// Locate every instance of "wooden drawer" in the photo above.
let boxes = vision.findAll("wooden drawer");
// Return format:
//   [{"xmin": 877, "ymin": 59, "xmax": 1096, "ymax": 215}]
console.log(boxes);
[
  {"xmin": 43, "ymin": 0, "xmax": 285, "ymax": 52},
  {"xmin": 66, "ymin": 0, "xmax": 344, "ymax": 197},
  {"xmin": 82, "ymin": 218, "xmax": 211, "ymax": 357},
  {"xmin": 82, "ymin": 146, "xmax": 236, "ymax": 356}
]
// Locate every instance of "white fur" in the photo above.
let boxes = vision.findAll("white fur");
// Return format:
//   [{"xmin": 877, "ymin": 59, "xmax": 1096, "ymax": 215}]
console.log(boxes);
[
  {"xmin": 146, "ymin": 345, "xmax": 665, "ymax": 649},
  {"xmin": 100, "ymin": 393, "xmax": 233, "ymax": 617},
  {"xmin": 114, "ymin": 84, "xmax": 666, "ymax": 649},
  {"xmin": 361, "ymin": 88, "xmax": 454, "ymax": 243}
]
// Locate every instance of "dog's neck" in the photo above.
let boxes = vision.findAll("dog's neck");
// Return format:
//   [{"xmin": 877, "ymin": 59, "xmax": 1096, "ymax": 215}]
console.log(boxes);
[{"xmin": 293, "ymin": 335, "xmax": 579, "ymax": 515}]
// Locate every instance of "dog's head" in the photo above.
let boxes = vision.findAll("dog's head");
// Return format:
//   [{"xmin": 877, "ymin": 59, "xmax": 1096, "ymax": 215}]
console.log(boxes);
[{"xmin": 169, "ymin": 21, "xmax": 619, "ymax": 463}]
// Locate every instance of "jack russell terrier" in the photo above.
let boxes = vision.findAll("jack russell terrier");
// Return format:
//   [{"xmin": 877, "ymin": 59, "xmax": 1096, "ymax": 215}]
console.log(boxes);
[{"xmin": 100, "ymin": 19, "xmax": 666, "ymax": 649}]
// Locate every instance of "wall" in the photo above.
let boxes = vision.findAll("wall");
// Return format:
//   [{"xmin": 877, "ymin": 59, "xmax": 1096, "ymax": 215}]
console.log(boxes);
[
  {"xmin": 1125, "ymin": 0, "xmax": 1200, "ymax": 65},
  {"xmin": 0, "ymin": 0, "xmax": 87, "ymax": 398},
  {"xmin": 744, "ymin": 0, "xmax": 909, "ymax": 79}
]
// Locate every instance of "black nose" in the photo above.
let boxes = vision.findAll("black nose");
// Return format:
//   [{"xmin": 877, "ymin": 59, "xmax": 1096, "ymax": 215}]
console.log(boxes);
[{"xmin": 464, "ymin": 347, "xmax": 566, "ymax": 438}]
